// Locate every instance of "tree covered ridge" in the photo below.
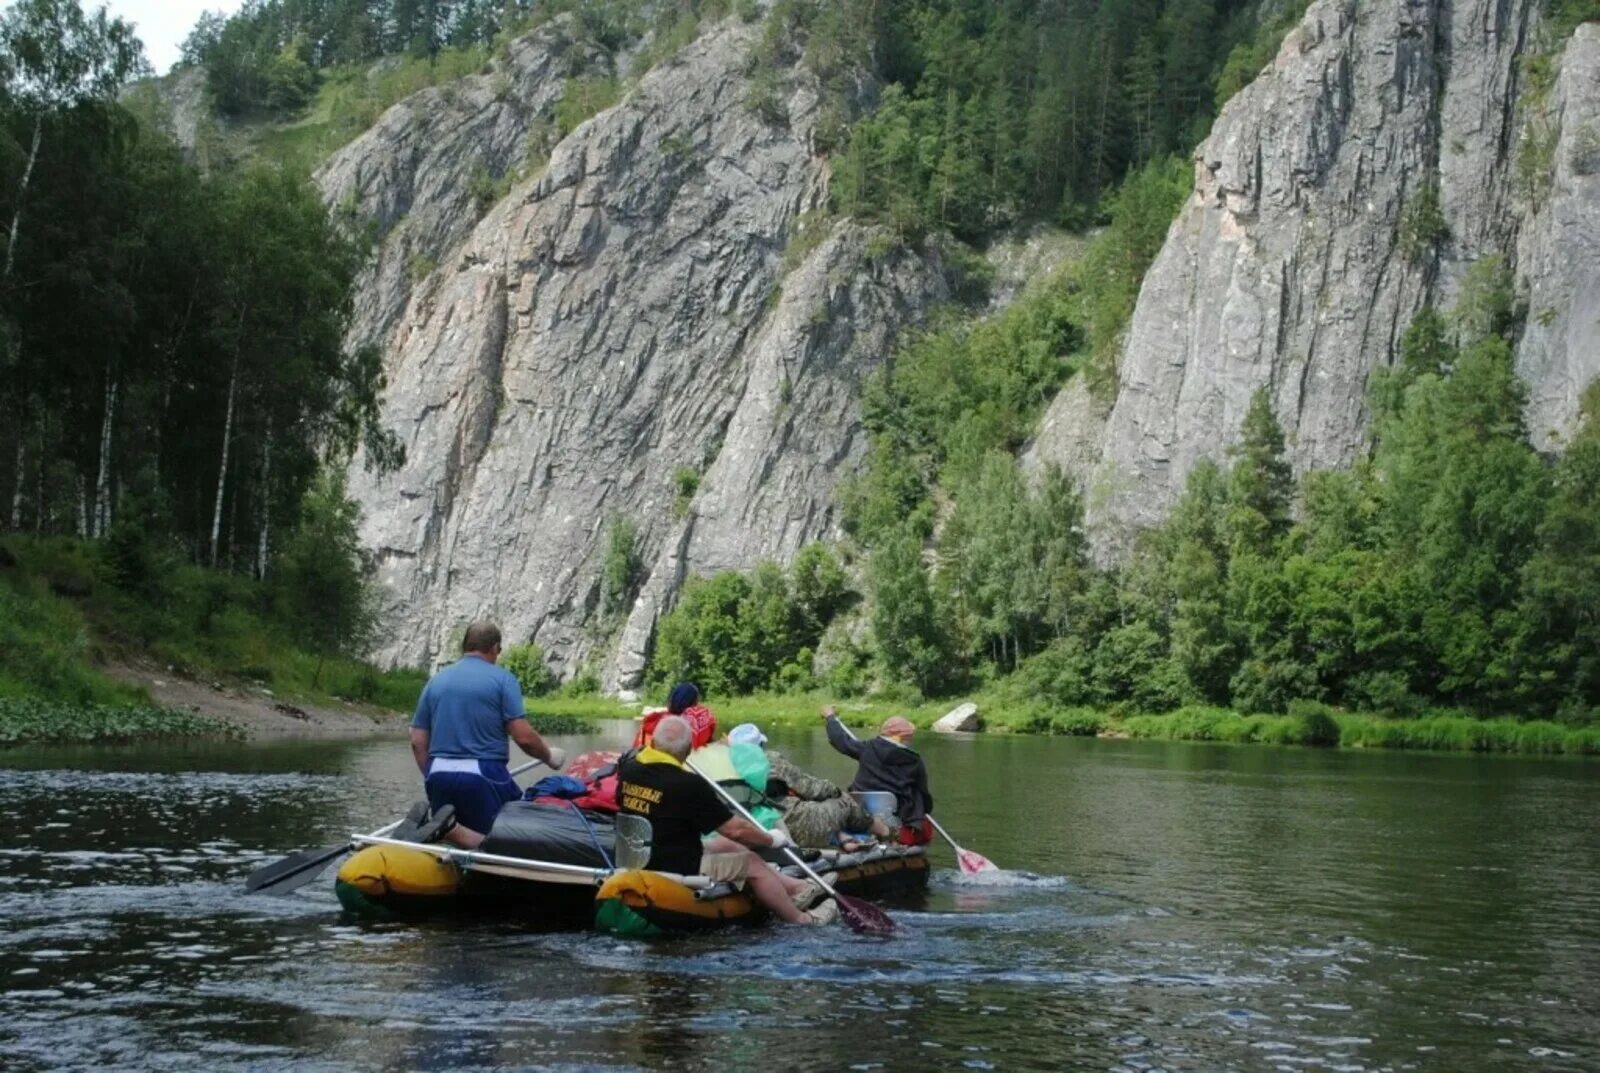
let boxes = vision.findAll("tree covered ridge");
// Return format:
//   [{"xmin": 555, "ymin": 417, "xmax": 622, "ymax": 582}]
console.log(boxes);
[
  {"xmin": 177, "ymin": 0, "xmax": 1302, "ymax": 233},
  {"xmin": 0, "ymin": 0, "xmax": 400, "ymax": 683},
  {"xmin": 832, "ymin": 0, "xmax": 1304, "ymax": 238}
]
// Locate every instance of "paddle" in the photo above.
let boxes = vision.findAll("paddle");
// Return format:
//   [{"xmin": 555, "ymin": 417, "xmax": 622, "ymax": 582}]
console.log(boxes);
[
  {"xmin": 243, "ymin": 756, "xmax": 548, "ymax": 896},
  {"xmin": 926, "ymin": 814, "xmax": 999, "ymax": 875},
  {"xmin": 686, "ymin": 758, "xmax": 897, "ymax": 936}
]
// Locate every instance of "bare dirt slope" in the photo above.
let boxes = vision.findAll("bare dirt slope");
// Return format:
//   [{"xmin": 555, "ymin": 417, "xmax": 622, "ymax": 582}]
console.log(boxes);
[{"xmin": 105, "ymin": 659, "xmax": 408, "ymax": 741}]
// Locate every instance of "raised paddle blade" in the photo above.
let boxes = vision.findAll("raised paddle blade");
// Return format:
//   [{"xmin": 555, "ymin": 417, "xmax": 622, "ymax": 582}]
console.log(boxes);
[
  {"xmin": 832, "ymin": 890, "xmax": 898, "ymax": 936},
  {"xmin": 957, "ymin": 847, "xmax": 999, "ymax": 875},
  {"xmin": 243, "ymin": 844, "xmax": 348, "ymax": 895}
]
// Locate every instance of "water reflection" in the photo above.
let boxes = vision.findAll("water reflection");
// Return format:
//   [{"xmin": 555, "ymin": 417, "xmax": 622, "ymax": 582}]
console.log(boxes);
[{"xmin": 1, "ymin": 729, "xmax": 1597, "ymax": 1071}]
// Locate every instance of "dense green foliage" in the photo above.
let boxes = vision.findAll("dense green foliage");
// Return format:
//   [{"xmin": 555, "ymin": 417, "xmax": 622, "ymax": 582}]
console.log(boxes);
[
  {"xmin": 180, "ymin": 0, "xmax": 748, "ymax": 119},
  {"xmin": 0, "ymin": 533, "xmax": 426, "ymax": 712},
  {"xmin": 601, "ymin": 516, "xmax": 641, "ymax": 617},
  {"xmin": 0, "ymin": 8, "xmax": 397, "ymax": 574},
  {"xmin": 182, "ymin": 0, "xmax": 520, "ymax": 115},
  {"xmin": 0, "ymin": 697, "xmax": 237, "ymax": 745},
  {"xmin": 272, "ymin": 471, "xmax": 379, "ymax": 684},
  {"xmin": 1118, "ymin": 706, "xmax": 1600, "ymax": 755},
  {"xmin": 829, "ymin": 0, "xmax": 1281, "ymax": 238},
  {"xmin": 0, "ymin": 2, "xmax": 413, "ymax": 738},
  {"xmin": 649, "ymin": 543, "xmax": 852, "ymax": 695},
  {"xmin": 677, "ymin": 254, "xmax": 1600, "ymax": 736},
  {"xmin": 524, "ymin": 712, "xmax": 598, "ymax": 734},
  {"xmin": 500, "ymin": 642, "xmax": 557, "ymax": 697},
  {"xmin": 889, "ymin": 269, "xmax": 1600, "ymax": 723},
  {"xmin": 1546, "ymin": 0, "xmax": 1600, "ymax": 40},
  {"xmin": 179, "ymin": 0, "xmax": 1291, "ymax": 239}
]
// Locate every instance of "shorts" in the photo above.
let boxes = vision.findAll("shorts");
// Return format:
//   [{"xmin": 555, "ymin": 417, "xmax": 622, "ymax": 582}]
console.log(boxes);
[
  {"xmin": 698, "ymin": 850, "xmax": 749, "ymax": 883},
  {"xmin": 424, "ymin": 757, "xmax": 521, "ymax": 834},
  {"xmin": 888, "ymin": 816, "xmax": 934, "ymax": 847}
]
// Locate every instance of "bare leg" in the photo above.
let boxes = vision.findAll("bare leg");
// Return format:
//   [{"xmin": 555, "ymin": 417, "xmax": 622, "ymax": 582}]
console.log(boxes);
[
  {"xmin": 741, "ymin": 851, "xmax": 813, "ymax": 924},
  {"xmin": 704, "ymin": 835, "xmax": 813, "ymax": 899},
  {"xmin": 444, "ymin": 825, "xmax": 484, "ymax": 849}
]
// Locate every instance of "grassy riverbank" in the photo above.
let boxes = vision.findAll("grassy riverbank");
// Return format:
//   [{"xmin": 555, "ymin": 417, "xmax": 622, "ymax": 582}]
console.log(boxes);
[
  {"xmin": 528, "ymin": 692, "xmax": 1600, "ymax": 757},
  {"xmin": 0, "ymin": 536, "xmax": 422, "ymax": 745}
]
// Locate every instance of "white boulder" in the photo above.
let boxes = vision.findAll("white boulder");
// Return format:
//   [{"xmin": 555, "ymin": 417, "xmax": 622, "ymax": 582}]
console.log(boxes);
[{"xmin": 933, "ymin": 702, "xmax": 981, "ymax": 734}]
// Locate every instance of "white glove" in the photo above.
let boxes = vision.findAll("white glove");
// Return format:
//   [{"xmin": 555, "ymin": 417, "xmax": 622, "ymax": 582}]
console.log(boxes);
[
  {"xmin": 545, "ymin": 746, "xmax": 567, "ymax": 771},
  {"xmin": 767, "ymin": 828, "xmax": 794, "ymax": 850}
]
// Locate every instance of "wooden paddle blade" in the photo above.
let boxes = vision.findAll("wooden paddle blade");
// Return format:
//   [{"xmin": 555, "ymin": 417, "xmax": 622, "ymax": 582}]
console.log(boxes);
[
  {"xmin": 834, "ymin": 891, "xmax": 898, "ymax": 935},
  {"xmin": 243, "ymin": 844, "xmax": 348, "ymax": 895},
  {"xmin": 957, "ymin": 848, "xmax": 999, "ymax": 874}
]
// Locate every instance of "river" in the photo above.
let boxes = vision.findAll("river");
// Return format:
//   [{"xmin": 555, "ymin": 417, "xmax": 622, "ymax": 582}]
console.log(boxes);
[{"xmin": 1, "ymin": 723, "xmax": 1596, "ymax": 1072}]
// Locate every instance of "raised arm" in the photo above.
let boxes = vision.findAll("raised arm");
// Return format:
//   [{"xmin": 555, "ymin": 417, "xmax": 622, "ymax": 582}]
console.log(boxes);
[{"xmin": 822, "ymin": 706, "xmax": 863, "ymax": 759}]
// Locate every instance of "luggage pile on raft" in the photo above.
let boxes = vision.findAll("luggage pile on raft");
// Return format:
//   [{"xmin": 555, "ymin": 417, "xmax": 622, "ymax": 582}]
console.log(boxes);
[{"xmin": 332, "ymin": 750, "xmax": 929, "ymax": 937}]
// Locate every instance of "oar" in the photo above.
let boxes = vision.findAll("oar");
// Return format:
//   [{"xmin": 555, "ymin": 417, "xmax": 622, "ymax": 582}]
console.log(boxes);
[
  {"xmin": 243, "ymin": 756, "xmax": 547, "ymax": 895},
  {"xmin": 926, "ymin": 814, "xmax": 999, "ymax": 874},
  {"xmin": 687, "ymin": 759, "xmax": 897, "ymax": 936},
  {"xmin": 243, "ymin": 817, "xmax": 404, "ymax": 895}
]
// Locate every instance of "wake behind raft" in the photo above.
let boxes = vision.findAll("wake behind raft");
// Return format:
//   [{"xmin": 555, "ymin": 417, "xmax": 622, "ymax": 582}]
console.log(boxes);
[{"xmin": 334, "ymin": 803, "xmax": 929, "ymax": 938}]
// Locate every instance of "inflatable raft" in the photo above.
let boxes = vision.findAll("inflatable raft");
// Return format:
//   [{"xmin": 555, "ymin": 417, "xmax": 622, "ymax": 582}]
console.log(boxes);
[{"xmin": 334, "ymin": 800, "xmax": 928, "ymax": 932}]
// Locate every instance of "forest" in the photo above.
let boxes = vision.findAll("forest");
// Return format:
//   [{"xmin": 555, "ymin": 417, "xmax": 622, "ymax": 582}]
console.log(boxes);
[{"xmin": 0, "ymin": 0, "xmax": 401, "ymax": 712}]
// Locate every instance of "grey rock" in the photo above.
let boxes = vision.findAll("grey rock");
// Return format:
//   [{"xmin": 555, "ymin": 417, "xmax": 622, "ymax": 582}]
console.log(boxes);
[
  {"xmin": 932, "ymin": 702, "xmax": 981, "ymax": 734},
  {"xmin": 1516, "ymin": 23, "xmax": 1600, "ymax": 449},
  {"xmin": 1030, "ymin": 0, "xmax": 1597, "ymax": 555},
  {"xmin": 615, "ymin": 689, "xmax": 640, "ymax": 704},
  {"xmin": 344, "ymin": 21, "xmax": 947, "ymax": 677},
  {"xmin": 316, "ymin": 20, "xmax": 599, "ymax": 352},
  {"xmin": 983, "ymin": 226, "xmax": 1086, "ymax": 312}
]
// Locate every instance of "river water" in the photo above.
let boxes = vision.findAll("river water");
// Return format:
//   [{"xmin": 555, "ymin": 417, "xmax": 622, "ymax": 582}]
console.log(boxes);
[{"xmin": 1, "ymin": 722, "xmax": 1596, "ymax": 1073}]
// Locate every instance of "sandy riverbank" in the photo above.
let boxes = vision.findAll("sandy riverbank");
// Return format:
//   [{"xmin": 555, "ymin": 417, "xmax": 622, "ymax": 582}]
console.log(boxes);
[{"xmin": 104, "ymin": 658, "xmax": 408, "ymax": 741}]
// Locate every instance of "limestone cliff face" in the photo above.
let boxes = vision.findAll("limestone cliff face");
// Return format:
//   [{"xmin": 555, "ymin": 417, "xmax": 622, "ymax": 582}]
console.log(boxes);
[
  {"xmin": 1029, "ymin": 0, "xmax": 1599, "ymax": 552},
  {"xmin": 1517, "ymin": 23, "xmax": 1600, "ymax": 446},
  {"xmin": 339, "ymin": 21, "xmax": 948, "ymax": 679},
  {"xmin": 316, "ymin": 22, "xmax": 598, "ymax": 352}
]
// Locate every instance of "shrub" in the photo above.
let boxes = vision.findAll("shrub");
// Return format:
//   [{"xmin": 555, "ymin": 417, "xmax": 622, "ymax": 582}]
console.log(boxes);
[
  {"xmin": 555, "ymin": 75, "xmax": 621, "ymax": 136},
  {"xmin": 1516, "ymin": 120, "xmax": 1560, "ymax": 206},
  {"xmin": 408, "ymin": 253, "xmax": 439, "ymax": 283},
  {"xmin": 1050, "ymin": 708, "xmax": 1107, "ymax": 736},
  {"xmin": 601, "ymin": 517, "xmax": 641, "ymax": 616},
  {"xmin": 558, "ymin": 668, "xmax": 601, "ymax": 696},
  {"xmin": 1287, "ymin": 699, "xmax": 1342, "ymax": 747},
  {"xmin": 501, "ymin": 643, "xmax": 557, "ymax": 697},
  {"xmin": 672, "ymin": 466, "xmax": 701, "ymax": 517},
  {"xmin": 1399, "ymin": 183, "xmax": 1448, "ymax": 262},
  {"xmin": 525, "ymin": 713, "xmax": 597, "ymax": 734}
]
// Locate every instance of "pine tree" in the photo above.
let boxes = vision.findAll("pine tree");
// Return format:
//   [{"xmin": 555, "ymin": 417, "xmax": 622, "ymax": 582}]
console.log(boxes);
[{"xmin": 1226, "ymin": 387, "xmax": 1294, "ymax": 556}]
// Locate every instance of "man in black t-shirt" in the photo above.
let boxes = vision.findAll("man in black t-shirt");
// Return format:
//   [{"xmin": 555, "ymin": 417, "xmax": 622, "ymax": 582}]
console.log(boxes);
[{"xmin": 618, "ymin": 715, "xmax": 828, "ymax": 924}]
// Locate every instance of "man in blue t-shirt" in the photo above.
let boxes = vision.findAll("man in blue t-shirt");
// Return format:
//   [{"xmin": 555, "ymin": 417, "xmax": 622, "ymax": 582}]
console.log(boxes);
[{"xmin": 409, "ymin": 622, "xmax": 566, "ymax": 848}]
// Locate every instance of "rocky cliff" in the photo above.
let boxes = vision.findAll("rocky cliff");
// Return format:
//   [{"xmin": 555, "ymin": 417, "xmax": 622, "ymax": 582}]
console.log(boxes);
[
  {"xmin": 317, "ymin": 22, "xmax": 601, "ymax": 352},
  {"xmin": 335, "ymin": 19, "xmax": 949, "ymax": 680},
  {"xmin": 1029, "ymin": 0, "xmax": 1600, "ymax": 552}
]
